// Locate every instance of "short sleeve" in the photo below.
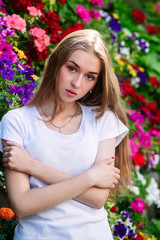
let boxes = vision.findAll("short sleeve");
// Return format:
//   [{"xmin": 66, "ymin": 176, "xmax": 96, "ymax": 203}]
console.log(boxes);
[
  {"xmin": 0, "ymin": 110, "xmax": 25, "ymax": 153},
  {"xmin": 98, "ymin": 110, "xmax": 129, "ymax": 147}
]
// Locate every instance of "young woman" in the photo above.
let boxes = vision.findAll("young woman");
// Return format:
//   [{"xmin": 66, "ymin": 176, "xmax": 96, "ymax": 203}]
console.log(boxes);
[{"xmin": 0, "ymin": 29, "xmax": 131, "ymax": 240}]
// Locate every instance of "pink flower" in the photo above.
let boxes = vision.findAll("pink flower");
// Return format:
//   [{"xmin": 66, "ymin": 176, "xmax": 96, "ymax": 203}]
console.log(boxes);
[
  {"xmin": 29, "ymin": 27, "xmax": 46, "ymax": 38},
  {"xmin": 91, "ymin": 0, "xmax": 103, "ymax": 7},
  {"xmin": 129, "ymin": 139, "xmax": 139, "ymax": 157},
  {"xmin": 130, "ymin": 198, "xmax": 146, "ymax": 213},
  {"xmin": 90, "ymin": 9, "xmax": 100, "ymax": 19},
  {"xmin": 75, "ymin": 5, "xmax": 91, "ymax": 23},
  {"xmin": 130, "ymin": 112, "xmax": 145, "ymax": 124},
  {"xmin": 133, "ymin": 130, "xmax": 152, "ymax": 149},
  {"xmin": 149, "ymin": 129, "xmax": 160, "ymax": 137},
  {"xmin": 148, "ymin": 152, "xmax": 159, "ymax": 169},
  {"xmin": 27, "ymin": 7, "xmax": 42, "ymax": 17},
  {"xmin": 34, "ymin": 35, "xmax": 50, "ymax": 52},
  {"xmin": 6, "ymin": 14, "xmax": 26, "ymax": 33}
]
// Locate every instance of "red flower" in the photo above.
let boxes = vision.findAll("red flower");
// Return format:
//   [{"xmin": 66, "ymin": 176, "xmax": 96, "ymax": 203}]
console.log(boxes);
[
  {"xmin": 147, "ymin": 101, "xmax": 157, "ymax": 113},
  {"xmin": 136, "ymin": 236, "xmax": 143, "ymax": 240},
  {"xmin": 149, "ymin": 76, "xmax": 158, "ymax": 86},
  {"xmin": 132, "ymin": 152, "xmax": 145, "ymax": 166},
  {"xmin": 110, "ymin": 206, "xmax": 117, "ymax": 212},
  {"xmin": 61, "ymin": 23, "xmax": 85, "ymax": 40},
  {"xmin": 36, "ymin": 48, "xmax": 50, "ymax": 61},
  {"xmin": 137, "ymin": 94, "xmax": 145, "ymax": 103},
  {"xmin": 121, "ymin": 81, "xmax": 137, "ymax": 104},
  {"xmin": 146, "ymin": 24, "xmax": 159, "ymax": 35},
  {"xmin": 132, "ymin": 9, "xmax": 146, "ymax": 24},
  {"xmin": 57, "ymin": 0, "xmax": 66, "ymax": 5}
]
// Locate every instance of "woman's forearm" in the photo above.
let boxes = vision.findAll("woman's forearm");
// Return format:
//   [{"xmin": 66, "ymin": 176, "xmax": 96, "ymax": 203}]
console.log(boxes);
[
  {"xmin": 29, "ymin": 158, "xmax": 110, "ymax": 209},
  {"xmin": 6, "ymin": 168, "xmax": 94, "ymax": 218}
]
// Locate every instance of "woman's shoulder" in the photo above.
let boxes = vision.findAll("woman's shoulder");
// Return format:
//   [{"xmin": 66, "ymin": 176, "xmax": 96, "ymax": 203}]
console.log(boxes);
[
  {"xmin": 80, "ymin": 104, "xmax": 116, "ymax": 120},
  {"xmin": 1, "ymin": 105, "xmax": 35, "ymax": 121}
]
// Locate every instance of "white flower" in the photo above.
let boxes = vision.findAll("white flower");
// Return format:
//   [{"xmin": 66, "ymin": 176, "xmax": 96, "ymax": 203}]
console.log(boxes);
[
  {"xmin": 128, "ymin": 185, "xmax": 140, "ymax": 195},
  {"xmin": 146, "ymin": 177, "xmax": 160, "ymax": 207},
  {"xmin": 131, "ymin": 77, "xmax": 140, "ymax": 88},
  {"xmin": 136, "ymin": 171, "xmax": 146, "ymax": 185}
]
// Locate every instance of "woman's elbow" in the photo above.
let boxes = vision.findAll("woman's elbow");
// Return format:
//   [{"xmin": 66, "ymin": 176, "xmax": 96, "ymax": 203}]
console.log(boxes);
[{"xmin": 94, "ymin": 195, "xmax": 109, "ymax": 209}]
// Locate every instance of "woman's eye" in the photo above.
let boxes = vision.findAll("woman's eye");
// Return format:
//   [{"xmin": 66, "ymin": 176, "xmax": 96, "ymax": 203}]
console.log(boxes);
[
  {"xmin": 86, "ymin": 74, "xmax": 95, "ymax": 80},
  {"xmin": 68, "ymin": 66, "xmax": 76, "ymax": 72}
]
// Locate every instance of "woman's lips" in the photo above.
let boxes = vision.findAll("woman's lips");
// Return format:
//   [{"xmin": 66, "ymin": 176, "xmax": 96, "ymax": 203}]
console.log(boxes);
[{"xmin": 66, "ymin": 89, "xmax": 77, "ymax": 97}]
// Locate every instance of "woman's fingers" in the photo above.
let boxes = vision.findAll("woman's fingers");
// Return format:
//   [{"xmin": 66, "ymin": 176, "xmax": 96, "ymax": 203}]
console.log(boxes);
[{"xmin": 3, "ymin": 140, "xmax": 22, "ymax": 148}]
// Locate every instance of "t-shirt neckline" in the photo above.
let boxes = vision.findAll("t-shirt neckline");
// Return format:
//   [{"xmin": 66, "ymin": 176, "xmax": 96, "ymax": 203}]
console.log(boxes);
[{"xmin": 33, "ymin": 102, "xmax": 84, "ymax": 137}]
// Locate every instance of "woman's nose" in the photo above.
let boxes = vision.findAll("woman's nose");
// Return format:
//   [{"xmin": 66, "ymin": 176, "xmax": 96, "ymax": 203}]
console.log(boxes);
[{"xmin": 71, "ymin": 74, "xmax": 82, "ymax": 88}]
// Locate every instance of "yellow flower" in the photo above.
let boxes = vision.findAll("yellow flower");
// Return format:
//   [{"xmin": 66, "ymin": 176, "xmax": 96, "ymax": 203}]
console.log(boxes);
[
  {"xmin": 0, "ymin": 51, "xmax": 2, "ymax": 55},
  {"xmin": 117, "ymin": 59, "xmax": 124, "ymax": 66},
  {"xmin": 18, "ymin": 64, "xmax": 24, "ymax": 71},
  {"xmin": 139, "ymin": 67, "xmax": 145, "ymax": 72},
  {"xmin": 138, "ymin": 231, "xmax": 144, "ymax": 237},
  {"xmin": 146, "ymin": 238, "xmax": 152, "ymax": 240},
  {"xmin": 120, "ymin": 66, "xmax": 123, "ymax": 71},
  {"xmin": 18, "ymin": 50, "xmax": 27, "ymax": 60},
  {"xmin": 113, "ymin": 13, "xmax": 119, "ymax": 19},
  {"xmin": 14, "ymin": 41, "xmax": 18, "ymax": 46},
  {"xmin": 31, "ymin": 74, "xmax": 38, "ymax": 80},
  {"xmin": 13, "ymin": 46, "xmax": 27, "ymax": 59}
]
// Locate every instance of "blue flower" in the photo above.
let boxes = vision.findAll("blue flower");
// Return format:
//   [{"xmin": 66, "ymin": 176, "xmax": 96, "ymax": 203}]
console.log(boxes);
[
  {"xmin": 16, "ymin": 62, "xmax": 26, "ymax": 74},
  {"xmin": 120, "ymin": 210, "xmax": 130, "ymax": 220},
  {"xmin": 1, "ymin": 67, "xmax": 15, "ymax": 80},
  {"xmin": 109, "ymin": 17, "xmax": 121, "ymax": 32},
  {"xmin": 113, "ymin": 220, "xmax": 127, "ymax": 238},
  {"xmin": 137, "ymin": 71, "xmax": 147, "ymax": 85},
  {"xmin": 3, "ymin": 96, "xmax": 13, "ymax": 105}
]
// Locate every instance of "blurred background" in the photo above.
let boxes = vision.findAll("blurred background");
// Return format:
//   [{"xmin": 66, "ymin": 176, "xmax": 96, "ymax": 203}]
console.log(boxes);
[{"xmin": 0, "ymin": 0, "xmax": 160, "ymax": 239}]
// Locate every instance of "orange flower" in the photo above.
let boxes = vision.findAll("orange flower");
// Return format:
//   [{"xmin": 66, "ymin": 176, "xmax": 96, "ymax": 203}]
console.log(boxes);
[{"xmin": 0, "ymin": 207, "xmax": 15, "ymax": 220}]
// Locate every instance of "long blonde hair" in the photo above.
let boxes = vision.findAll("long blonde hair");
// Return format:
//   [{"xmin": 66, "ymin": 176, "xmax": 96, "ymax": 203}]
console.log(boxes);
[{"xmin": 28, "ymin": 29, "xmax": 132, "ymax": 198}]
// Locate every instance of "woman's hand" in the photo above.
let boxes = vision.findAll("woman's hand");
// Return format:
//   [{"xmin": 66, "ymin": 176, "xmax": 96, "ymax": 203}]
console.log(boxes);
[
  {"xmin": 89, "ymin": 158, "xmax": 120, "ymax": 189},
  {"xmin": 2, "ymin": 141, "xmax": 33, "ymax": 174}
]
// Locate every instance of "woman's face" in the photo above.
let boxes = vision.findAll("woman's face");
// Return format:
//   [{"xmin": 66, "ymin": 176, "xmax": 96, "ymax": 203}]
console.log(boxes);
[{"xmin": 57, "ymin": 50, "xmax": 101, "ymax": 103}]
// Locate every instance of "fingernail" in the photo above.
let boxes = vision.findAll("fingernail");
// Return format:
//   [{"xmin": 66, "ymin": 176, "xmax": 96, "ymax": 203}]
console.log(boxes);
[{"xmin": 112, "ymin": 156, "xmax": 116, "ymax": 159}]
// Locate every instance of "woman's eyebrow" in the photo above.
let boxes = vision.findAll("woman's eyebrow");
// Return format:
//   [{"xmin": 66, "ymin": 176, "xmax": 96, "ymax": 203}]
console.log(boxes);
[{"xmin": 68, "ymin": 60, "xmax": 99, "ymax": 75}]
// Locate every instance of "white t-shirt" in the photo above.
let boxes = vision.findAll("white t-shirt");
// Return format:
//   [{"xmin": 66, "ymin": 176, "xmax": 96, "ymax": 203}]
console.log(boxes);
[{"xmin": 0, "ymin": 103, "xmax": 129, "ymax": 240}]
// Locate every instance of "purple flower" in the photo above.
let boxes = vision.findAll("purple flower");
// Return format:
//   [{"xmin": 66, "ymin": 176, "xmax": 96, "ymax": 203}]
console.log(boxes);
[
  {"xmin": 127, "ymin": 227, "xmax": 136, "ymax": 238},
  {"xmin": 0, "ymin": 16, "xmax": 7, "ymax": 27},
  {"xmin": 1, "ymin": 55, "xmax": 13, "ymax": 68},
  {"xmin": 0, "ymin": 0, "xmax": 6, "ymax": 6},
  {"xmin": 120, "ymin": 210, "xmax": 130, "ymax": 220},
  {"xmin": 135, "ymin": 39, "xmax": 149, "ymax": 52},
  {"xmin": 3, "ymin": 96, "xmax": 13, "ymax": 105},
  {"xmin": 126, "ymin": 32, "xmax": 139, "ymax": 41},
  {"xmin": 113, "ymin": 220, "xmax": 127, "ymax": 238},
  {"xmin": 10, "ymin": 85, "xmax": 24, "ymax": 96},
  {"xmin": 0, "ymin": 41, "xmax": 13, "ymax": 57},
  {"xmin": 100, "ymin": 10, "xmax": 111, "ymax": 22},
  {"xmin": 1, "ymin": 67, "xmax": 15, "ymax": 80},
  {"xmin": 137, "ymin": 71, "xmax": 147, "ymax": 84},
  {"xmin": 2, "ymin": 28, "xmax": 15, "ymax": 37},
  {"xmin": 109, "ymin": 17, "xmax": 121, "ymax": 32},
  {"xmin": 19, "ymin": 96, "xmax": 29, "ymax": 105},
  {"xmin": 16, "ymin": 62, "xmax": 26, "ymax": 74},
  {"xmin": 111, "ymin": 31, "xmax": 117, "ymax": 43},
  {"xmin": 24, "ymin": 66, "xmax": 35, "ymax": 80}
]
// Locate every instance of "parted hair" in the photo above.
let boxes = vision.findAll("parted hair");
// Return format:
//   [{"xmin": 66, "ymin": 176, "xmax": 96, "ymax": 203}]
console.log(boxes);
[{"xmin": 28, "ymin": 29, "xmax": 132, "ymax": 198}]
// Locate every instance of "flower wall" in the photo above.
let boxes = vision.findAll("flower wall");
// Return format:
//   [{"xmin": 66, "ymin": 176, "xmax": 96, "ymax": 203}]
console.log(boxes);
[{"xmin": 0, "ymin": 0, "xmax": 160, "ymax": 239}]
